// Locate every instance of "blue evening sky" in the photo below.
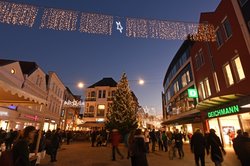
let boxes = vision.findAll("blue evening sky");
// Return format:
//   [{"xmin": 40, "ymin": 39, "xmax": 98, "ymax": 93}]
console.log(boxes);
[{"xmin": 0, "ymin": 0, "xmax": 220, "ymax": 115}]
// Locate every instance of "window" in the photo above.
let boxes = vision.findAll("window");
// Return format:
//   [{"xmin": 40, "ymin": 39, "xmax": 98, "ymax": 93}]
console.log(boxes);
[
  {"xmin": 222, "ymin": 18, "xmax": 232, "ymax": 39},
  {"xmin": 213, "ymin": 72, "xmax": 220, "ymax": 92},
  {"xmin": 216, "ymin": 29, "xmax": 223, "ymax": 47},
  {"xmin": 91, "ymin": 91, "xmax": 96, "ymax": 97},
  {"xmin": 98, "ymin": 90, "xmax": 102, "ymax": 98},
  {"xmin": 195, "ymin": 49, "xmax": 205, "ymax": 70},
  {"xmin": 204, "ymin": 78, "xmax": 211, "ymax": 97},
  {"xmin": 102, "ymin": 90, "xmax": 106, "ymax": 98},
  {"xmin": 232, "ymin": 56, "xmax": 245, "ymax": 82},
  {"xmin": 97, "ymin": 105, "xmax": 105, "ymax": 116},
  {"xmin": 238, "ymin": 0, "xmax": 248, "ymax": 6},
  {"xmin": 199, "ymin": 81, "xmax": 206, "ymax": 99},
  {"xmin": 89, "ymin": 106, "xmax": 94, "ymax": 113},
  {"xmin": 223, "ymin": 64, "xmax": 234, "ymax": 86},
  {"xmin": 182, "ymin": 74, "xmax": 187, "ymax": 87},
  {"xmin": 174, "ymin": 82, "xmax": 179, "ymax": 93}
]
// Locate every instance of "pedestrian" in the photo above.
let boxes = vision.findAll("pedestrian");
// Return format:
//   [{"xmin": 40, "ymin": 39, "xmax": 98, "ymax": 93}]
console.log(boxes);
[
  {"xmin": 233, "ymin": 130, "xmax": 250, "ymax": 166},
  {"xmin": 144, "ymin": 129, "xmax": 150, "ymax": 153},
  {"xmin": 130, "ymin": 129, "xmax": 148, "ymax": 166},
  {"xmin": 174, "ymin": 129, "xmax": 184, "ymax": 159},
  {"xmin": 156, "ymin": 130, "xmax": 163, "ymax": 151},
  {"xmin": 206, "ymin": 129, "xmax": 226, "ymax": 166},
  {"xmin": 110, "ymin": 129, "xmax": 124, "ymax": 161},
  {"xmin": 49, "ymin": 129, "xmax": 61, "ymax": 162},
  {"xmin": 127, "ymin": 130, "xmax": 136, "ymax": 159},
  {"xmin": 13, "ymin": 126, "xmax": 37, "ymax": 166},
  {"xmin": 149, "ymin": 129, "xmax": 157, "ymax": 152},
  {"xmin": 162, "ymin": 131, "xmax": 168, "ymax": 152},
  {"xmin": 5, "ymin": 129, "xmax": 15, "ymax": 150},
  {"xmin": 66, "ymin": 131, "xmax": 72, "ymax": 145},
  {"xmin": 190, "ymin": 129, "xmax": 206, "ymax": 166},
  {"xmin": 90, "ymin": 130, "xmax": 97, "ymax": 147}
]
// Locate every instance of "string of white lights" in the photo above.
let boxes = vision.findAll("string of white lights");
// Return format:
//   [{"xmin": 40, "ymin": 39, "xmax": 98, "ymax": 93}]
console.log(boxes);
[
  {"xmin": 40, "ymin": 8, "xmax": 78, "ymax": 31},
  {"xmin": 79, "ymin": 13, "xmax": 113, "ymax": 35},
  {"xmin": 0, "ymin": 0, "xmax": 216, "ymax": 41},
  {"xmin": 0, "ymin": 1, "xmax": 38, "ymax": 27}
]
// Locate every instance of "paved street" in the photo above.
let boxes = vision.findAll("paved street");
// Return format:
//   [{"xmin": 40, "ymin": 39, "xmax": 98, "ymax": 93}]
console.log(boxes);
[{"xmin": 40, "ymin": 142, "xmax": 241, "ymax": 166}]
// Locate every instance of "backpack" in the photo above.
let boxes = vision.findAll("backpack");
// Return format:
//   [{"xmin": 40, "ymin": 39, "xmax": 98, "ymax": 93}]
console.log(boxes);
[{"xmin": 0, "ymin": 150, "xmax": 15, "ymax": 166}]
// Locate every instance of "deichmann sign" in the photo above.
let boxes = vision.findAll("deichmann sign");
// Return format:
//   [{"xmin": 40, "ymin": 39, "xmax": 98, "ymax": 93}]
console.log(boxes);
[{"xmin": 208, "ymin": 105, "xmax": 240, "ymax": 118}]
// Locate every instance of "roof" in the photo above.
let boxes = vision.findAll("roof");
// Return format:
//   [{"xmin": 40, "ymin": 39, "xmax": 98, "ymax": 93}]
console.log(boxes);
[
  {"xmin": 88, "ymin": 77, "xmax": 117, "ymax": 88},
  {"xmin": 0, "ymin": 59, "xmax": 38, "ymax": 76}
]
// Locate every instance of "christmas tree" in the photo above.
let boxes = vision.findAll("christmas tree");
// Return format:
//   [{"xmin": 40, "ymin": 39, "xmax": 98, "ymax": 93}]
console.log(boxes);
[{"xmin": 105, "ymin": 73, "xmax": 138, "ymax": 136}]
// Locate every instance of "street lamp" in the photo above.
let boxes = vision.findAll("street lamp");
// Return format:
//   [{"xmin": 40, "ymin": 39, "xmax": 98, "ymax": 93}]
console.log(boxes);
[
  {"xmin": 77, "ymin": 82, "xmax": 84, "ymax": 89},
  {"xmin": 138, "ymin": 79, "xmax": 145, "ymax": 85}
]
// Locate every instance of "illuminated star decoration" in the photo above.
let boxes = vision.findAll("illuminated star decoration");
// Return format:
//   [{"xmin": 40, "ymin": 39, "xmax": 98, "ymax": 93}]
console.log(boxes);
[{"xmin": 116, "ymin": 21, "xmax": 123, "ymax": 33}]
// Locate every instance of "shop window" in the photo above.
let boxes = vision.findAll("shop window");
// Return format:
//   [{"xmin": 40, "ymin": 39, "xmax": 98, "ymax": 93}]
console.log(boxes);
[
  {"xmin": 97, "ymin": 105, "xmax": 105, "ymax": 116},
  {"xmin": 222, "ymin": 18, "xmax": 232, "ymax": 39},
  {"xmin": 232, "ymin": 56, "xmax": 245, "ymax": 82},
  {"xmin": 216, "ymin": 28, "xmax": 224, "ymax": 48},
  {"xmin": 223, "ymin": 63, "xmax": 234, "ymax": 87},
  {"xmin": 213, "ymin": 72, "xmax": 220, "ymax": 92}
]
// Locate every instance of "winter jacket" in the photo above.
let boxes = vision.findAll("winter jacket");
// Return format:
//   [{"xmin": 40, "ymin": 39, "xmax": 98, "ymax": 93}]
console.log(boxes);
[
  {"xmin": 111, "ymin": 132, "xmax": 121, "ymax": 147},
  {"xmin": 190, "ymin": 132, "xmax": 206, "ymax": 155},
  {"xmin": 206, "ymin": 133, "xmax": 225, "ymax": 163},
  {"xmin": 131, "ymin": 135, "xmax": 148, "ymax": 166},
  {"xmin": 13, "ymin": 139, "xmax": 30, "ymax": 166}
]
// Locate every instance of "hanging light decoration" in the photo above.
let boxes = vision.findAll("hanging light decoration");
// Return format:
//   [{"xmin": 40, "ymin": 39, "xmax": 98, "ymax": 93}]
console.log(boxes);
[
  {"xmin": 79, "ymin": 13, "xmax": 113, "ymax": 35},
  {"xmin": 40, "ymin": 8, "xmax": 78, "ymax": 31},
  {"xmin": 0, "ymin": 1, "xmax": 38, "ymax": 27},
  {"xmin": 126, "ymin": 18, "xmax": 216, "ymax": 41}
]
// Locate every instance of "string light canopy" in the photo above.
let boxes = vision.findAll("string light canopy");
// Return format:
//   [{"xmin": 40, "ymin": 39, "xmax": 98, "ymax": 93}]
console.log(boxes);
[
  {"xmin": 0, "ymin": 1, "xmax": 38, "ymax": 27},
  {"xmin": 0, "ymin": 0, "xmax": 216, "ymax": 42}
]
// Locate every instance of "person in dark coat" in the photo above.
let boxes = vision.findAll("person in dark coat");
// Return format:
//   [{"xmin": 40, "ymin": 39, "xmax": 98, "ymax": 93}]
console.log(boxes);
[
  {"xmin": 90, "ymin": 130, "xmax": 97, "ymax": 147},
  {"xmin": 49, "ymin": 129, "xmax": 60, "ymax": 162},
  {"xmin": 131, "ymin": 129, "xmax": 148, "ymax": 166},
  {"xmin": 149, "ymin": 129, "xmax": 157, "ymax": 152},
  {"xmin": 66, "ymin": 131, "xmax": 72, "ymax": 145},
  {"xmin": 190, "ymin": 129, "xmax": 206, "ymax": 166},
  {"xmin": 233, "ymin": 130, "xmax": 250, "ymax": 166},
  {"xmin": 206, "ymin": 129, "xmax": 226, "ymax": 166},
  {"xmin": 174, "ymin": 129, "xmax": 184, "ymax": 159},
  {"xmin": 13, "ymin": 126, "xmax": 37, "ymax": 166}
]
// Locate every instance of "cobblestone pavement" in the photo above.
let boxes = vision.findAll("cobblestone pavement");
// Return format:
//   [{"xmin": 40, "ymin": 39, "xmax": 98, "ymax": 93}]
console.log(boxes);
[{"xmin": 40, "ymin": 142, "xmax": 241, "ymax": 166}]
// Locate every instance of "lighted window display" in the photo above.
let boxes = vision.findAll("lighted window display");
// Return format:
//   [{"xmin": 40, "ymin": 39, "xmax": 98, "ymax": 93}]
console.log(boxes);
[
  {"xmin": 232, "ymin": 56, "xmax": 245, "ymax": 81},
  {"xmin": 199, "ymin": 81, "xmax": 206, "ymax": 99},
  {"xmin": 97, "ymin": 104, "xmax": 105, "ymax": 116},
  {"xmin": 223, "ymin": 63, "xmax": 234, "ymax": 86}
]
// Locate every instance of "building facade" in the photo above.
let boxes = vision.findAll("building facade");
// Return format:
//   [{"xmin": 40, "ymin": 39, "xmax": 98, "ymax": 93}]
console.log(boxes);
[
  {"xmin": 0, "ymin": 60, "xmax": 47, "ymax": 130},
  {"xmin": 81, "ymin": 78, "xmax": 117, "ymax": 129},
  {"xmin": 44, "ymin": 72, "xmax": 65, "ymax": 131},
  {"xmin": 162, "ymin": 0, "xmax": 250, "ymax": 145}
]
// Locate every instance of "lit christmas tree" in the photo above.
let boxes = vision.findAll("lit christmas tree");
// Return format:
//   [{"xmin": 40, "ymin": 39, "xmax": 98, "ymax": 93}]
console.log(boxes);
[{"xmin": 105, "ymin": 73, "xmax": 138, "ymax": 136}]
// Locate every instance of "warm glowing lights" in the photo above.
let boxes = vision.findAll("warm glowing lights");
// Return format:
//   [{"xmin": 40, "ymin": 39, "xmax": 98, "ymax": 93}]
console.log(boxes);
[
  {"xmin": 0, "ymin": 1, "xmax": 38, "ymax": 27},
  {"xmin": 40, "ymin": 8, "xmax": 78, "ymax": 31},
  {"xmin": 11, "ymin": 68, "xmax": 15, "ymax": 74},
  {"xmin": 0, "ymin": 1, "xmax": 216, "ymax": 42},
  {"xmin": 79, "ymin": 13, "xmax": 113, "ymax": 35},
  {"xmin": 138, "ymin": 79, "xmax": 145, "ymax": 85},
  {"xmin": 126, "ymin": 18, "xmax": 216, "ymax": 41},
  {"xmin": 77, "ymin": 82, "xmax": 84, "ymax": 89}
]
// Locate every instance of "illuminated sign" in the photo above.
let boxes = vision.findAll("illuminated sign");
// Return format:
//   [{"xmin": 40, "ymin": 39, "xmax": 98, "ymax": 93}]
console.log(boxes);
[
  {"xmin": 63, "ymin": 100, "xmax": 84, "ymax": 108},
  {"xmin": 188, "ymin": 89, "xmax": 198, "ymax": 98},
  {"xmin": 96, "ymin": 118, "xmax": 105, "ymax": 122},
  {"xmin": 24, "ymin": 114, "xmax": 39, "ymax": 121},
  {"xmin": 116, "ymin": 21, "xmax": 123, "ymax": 33},
  {"xmin": 0, "ymin": 111, "xmax": 8, "ymax": 116},
  {"xmin": 208, "ymin": 105, "xmax": 239, "ymax": 118},
  {"xmin": 8, "ymin": 105, "xmax": 17, "ymax": 110}
]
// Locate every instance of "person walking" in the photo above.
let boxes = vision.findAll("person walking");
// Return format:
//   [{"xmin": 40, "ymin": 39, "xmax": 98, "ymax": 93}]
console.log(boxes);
[
  {"xmin": 162, "ymin": 131, "xmax": 168, "ymax": 152},
  {"xmin": 130, "ymin": 129, "xmax": 148, "ymax": 166},
  {"xmin": 206, "ymin": 129, "xmax": 226, "ymax": 166},
  {"xmin": 110, "ymin": 129, "xmax": 124, "ymax": 161},
  {"xmin": 90, "ymin": 130, "xmax": 97, "ymax": 147},
  {"xmin": 49, "ymin": 129, "xmax": 61, "ymax": 162},
  {"xmin": 190, "ymin": 129, "xmax": 206, "ymax": 166},
  {"xmin": 156, "ymin": 130, "xmax": 163, "ymax": 151},
  {"xmin": 13, "ymin": 126, "xmax": 37, "ymax": 166},
  {"xmin": 174, "ymin": 129, "xmax": 184, "ymax": 159},
  {"xmin": 144, "ymin": 129, "xmax": 150, "ymax": 153},
  {"xmin": 233, "ymin": 130, "xmax": 250, "ymax": 166},
  {"xmin": 149, "ymin": 129, "xmax": 157, "ymax": 152}
]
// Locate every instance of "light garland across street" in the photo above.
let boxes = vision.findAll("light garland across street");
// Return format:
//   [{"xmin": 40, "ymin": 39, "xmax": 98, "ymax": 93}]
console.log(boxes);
[{"xmin": 0, "ymin": 0, "xmax": 216, "ymax": 41}]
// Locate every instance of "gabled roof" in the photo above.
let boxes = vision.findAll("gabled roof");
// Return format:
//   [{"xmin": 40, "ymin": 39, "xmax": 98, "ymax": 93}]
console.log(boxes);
[
  {"xmin": 88, "ymin": 77, "xmax": 117, "ymax": 88},
  {"xmin": 0, "ymin": 59, "xmax": 38, "ymax": 76}
]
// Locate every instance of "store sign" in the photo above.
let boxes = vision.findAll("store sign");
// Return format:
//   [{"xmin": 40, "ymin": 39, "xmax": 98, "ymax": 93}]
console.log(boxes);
[
  {"xmin": 0, "ymin": 111, "xmax": 8, "ymax": 116},
  {"xmin": 188, "ymin": 89, "xmax": 198, "ymax": 98},
  {"xmin": 208, "ymin": 105, "xmax": 240, "ymax": 118},
  {"xmin": 23, "ymin": 114, "xmax": 39, "ymax": 121},
  {"xmin": 64, "ymin": 99, "xmax": 84, "ymax": 108}
]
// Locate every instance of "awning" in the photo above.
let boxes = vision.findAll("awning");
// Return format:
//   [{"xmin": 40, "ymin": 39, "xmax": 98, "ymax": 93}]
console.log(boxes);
[
  {"xmin": 196, "ymin": 94, "xmax": 244, "ymax": 111},
  {"xmin": 0, "ymin": 79, "xmax": 47, "ymax": 105}
]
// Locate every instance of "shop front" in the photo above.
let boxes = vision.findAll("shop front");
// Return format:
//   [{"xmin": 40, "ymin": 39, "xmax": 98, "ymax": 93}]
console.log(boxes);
[
  {"xmin": 0, "ymin": 106, "xmax": 19, "ymax": 131},
  {"xmin": 205, "ymin": 104, "xmax": 250, "ymax": 146},
  {"xmin": 43, "ymin": 118, "xmax": 58, "ymax": 131}
]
